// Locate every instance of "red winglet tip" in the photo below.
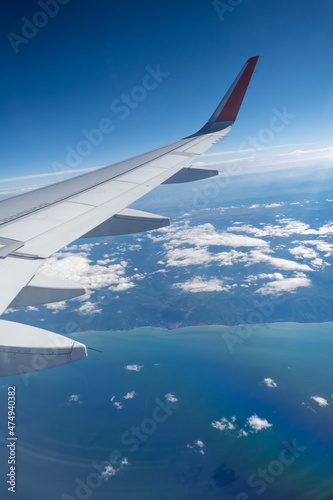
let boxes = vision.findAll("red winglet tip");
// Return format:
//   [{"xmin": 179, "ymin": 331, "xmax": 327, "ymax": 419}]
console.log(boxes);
[
  {"xmin": 215, "ymin": 56, "xmax": 259, "ymax": 123},
  {"xmin": 247, "ymin": 56, "xmax": 259, "ymax": 64}
]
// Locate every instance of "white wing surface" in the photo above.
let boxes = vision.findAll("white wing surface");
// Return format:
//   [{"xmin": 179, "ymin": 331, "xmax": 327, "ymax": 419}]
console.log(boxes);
[{"xmin": 0, "ymin": 56, "xmax": 259, "ymax": 376}]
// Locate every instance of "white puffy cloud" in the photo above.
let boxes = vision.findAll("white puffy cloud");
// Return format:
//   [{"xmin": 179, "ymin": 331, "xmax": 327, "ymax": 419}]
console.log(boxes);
[
  {"xmin": 101, "ymin": 465, "xmax": 117, "ymax": 479},
  {"xmin": 172, "ymin": 277, "xmax": 232, "ymax": 293},
  {"xmin": 3, "ymin": 308, "xmax": 15, "ymax": 315},
  {"xmin": 101, "ymin": 457, "xmax": 129, "ymax": 481},
  {"xmin": 215, "ymin": 250, "xmax": 249, "ymax": 267},
  {"xmin": 258, "ymin": 273, "xmax": 284, "ymax": 280},
  {"xmin": 256, "ymin": 277, "xmax": 311, "ymax": 295},
  {"xmin": 264, "ymin": 378, "xmax": 278, "ymax": 388},
  {"xmin": 243, "ymin": 251, "xmax": 311, "ymax": 272},
  {"xmin": 311, "ymin": 258, "xmax": 326, "ymax": 268},
  {"xmin": 165, "ymin": 246, "xmax": 247, "ymax": 268},
  {"xmin": 124, "ymin": 391, "xmax": 136, "ymax": 400},
  {"xmin": 247, "ymin": 414, "xmax": 273, "ymax": 432},
  {"xmin": 113, "ymin": 401, "xmax": 124, "ymax": 410},
  {"xmin": 76, "ymin": 301, "xmax": 102, "ymax": 315},
  {"xmin": 127, "ymin": 244, "xmax": 142, "ymax": 251},
  {"xmin": 289, "ymin": 246, "xmax": 318, "ymax": 259},
  {"xmin": 46, "ymin": 301, "xmax": 67, "ymax": 314},
  {"xmin": 148, "ymin": 222, "xmax": 269, "ymax": 269},
  {"xmin": 165, "ymin": 393, "xmax": 178, "ymax": 403},
  {"xmin": 297, "ymin": 240, "xmax": 333, "ymax": 257},
  {"xmin": 39, "ymin": 244, "xmax": 141, "ymax": 295},
  {"xmin": 110, "ymin": 279, "xmax": 136, "ymax": 292},
  {"xmin": 228, "ymin": 219, "xmax": 333, "ymax": 238},
  {"xmin": 316, "ymin": 223, "xmax": 333, "ymax": 236},
  {"xmin": 165, "ymin": 247, "xmax": 213, "ymax": 267},
  {"xmin": 310, "ymin": 396, "xmax": 329, "ymax": 407},
  {"xmin": 264, "ymin": 203, "xmax": 284, "ymax": 208},
  {"xmin": 187, "ymin": 440, "xmax": 205, "ymax": 455},
  {"xmin": 211, "ymin": 417, "xmax": 236, "ymax": 432},
  {"xmin": 125, "ymin": 364, "xmax": 143, "ymax": 372},
  {"xmin": 247, "ymin": 250, "xmax": 312, "ymax": 271},
  {"xmin": 211, "ymin": 414, "xmax": 272, "ymax": 436}
]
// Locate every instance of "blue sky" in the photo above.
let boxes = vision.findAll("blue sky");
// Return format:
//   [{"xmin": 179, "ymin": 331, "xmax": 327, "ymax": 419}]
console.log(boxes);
[{"xmin": 0, "ymin": 0, "xmax": 333, "ymax": 191}]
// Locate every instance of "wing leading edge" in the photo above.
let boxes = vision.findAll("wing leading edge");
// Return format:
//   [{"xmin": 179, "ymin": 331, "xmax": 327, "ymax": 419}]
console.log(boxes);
[{"xmin": 0, "ymin": 56, "xmax": 259, "ymax": 377}]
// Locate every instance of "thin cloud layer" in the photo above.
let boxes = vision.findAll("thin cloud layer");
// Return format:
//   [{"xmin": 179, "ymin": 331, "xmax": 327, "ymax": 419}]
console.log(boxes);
[
  {"xmin": 125, "ymin": 364, "xmax": 144, "ymax": 372},
  {"xmin": 247, "ymin": 250, "xmax": 312, "ymax": 271},
  {"xmin": 194, "ymin": 144, "xmax": 333, "ymax": 173},
  {"xmin": 63, "ymin": 394, "xmax": 82, "ymax": 406},
  {"xmin": 256, "ymin": 276, "xmax": 311, "ymax": 295}
]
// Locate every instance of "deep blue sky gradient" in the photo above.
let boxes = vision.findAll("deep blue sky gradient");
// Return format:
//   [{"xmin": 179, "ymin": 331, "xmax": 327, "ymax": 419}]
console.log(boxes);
[{"xmin": 0, "ymin": 0, "xmax": 332, "ymax": 182}]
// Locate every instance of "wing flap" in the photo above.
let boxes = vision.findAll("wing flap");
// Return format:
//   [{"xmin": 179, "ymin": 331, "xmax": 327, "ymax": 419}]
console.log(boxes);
[
  {"xmin": 0, "ymin": 258, "xmax": 43, "ymax": 314},
  {"xmin": 82, "ymin": 208, "xmax": 170, "ymax": 237},
  {"xmin": 163, "ymin": 167, "xmax": 219, "ymax": 184},
  {"xmin": 10, "ymin": 275, "xmax": 86, "ymax": 307}
]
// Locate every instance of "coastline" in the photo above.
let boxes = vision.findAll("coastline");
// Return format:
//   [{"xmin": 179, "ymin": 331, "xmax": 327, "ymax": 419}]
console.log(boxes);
[{"xmin": 69, "ymin": 320, "xmax": 333, "ymax": 338}]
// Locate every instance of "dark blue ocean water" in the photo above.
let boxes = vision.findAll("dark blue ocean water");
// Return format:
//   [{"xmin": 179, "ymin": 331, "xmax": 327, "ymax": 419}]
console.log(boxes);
[{"xmin": 0, "ymin": 323, "xmax": 332, "ymax": 500}]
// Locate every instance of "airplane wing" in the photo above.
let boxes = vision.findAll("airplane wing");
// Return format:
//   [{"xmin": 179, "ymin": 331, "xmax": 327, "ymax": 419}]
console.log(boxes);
[{"xmin": 0, "ymin": 56, "xmax": 259, "ymax": 377}]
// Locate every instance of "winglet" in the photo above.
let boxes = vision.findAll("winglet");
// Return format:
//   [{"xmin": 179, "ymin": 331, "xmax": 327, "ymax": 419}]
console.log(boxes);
[
  {"xmin": 215, "ymin": 56, "xmax": 259, "ymax": 122},
  {"xmin": 197, "ymin": 56, "xmax": 259, "ymax": 134}
]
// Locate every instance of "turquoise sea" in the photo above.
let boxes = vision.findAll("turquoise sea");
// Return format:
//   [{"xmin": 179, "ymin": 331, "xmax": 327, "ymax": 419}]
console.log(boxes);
[{"xmin": 0, "ymin": 323, "xmax": 333, "ymax": 500}]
